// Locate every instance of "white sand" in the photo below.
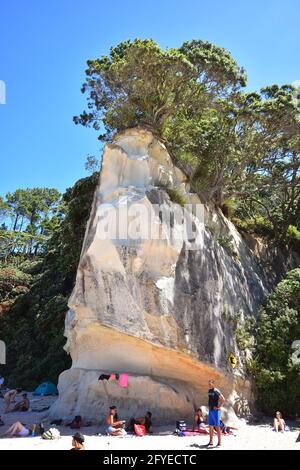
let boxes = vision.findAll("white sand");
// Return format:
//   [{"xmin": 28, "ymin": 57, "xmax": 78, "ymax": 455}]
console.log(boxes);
[{"xmin": 1, "ymin": 394, "xmax": 299, "ymax": 450}]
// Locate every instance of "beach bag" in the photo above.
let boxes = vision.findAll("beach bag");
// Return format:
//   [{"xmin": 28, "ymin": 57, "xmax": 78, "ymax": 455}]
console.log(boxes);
[
  {"xmin": 176, "ymin": 420, "xmax": 187, "ymax": 433},
  {"xmin": 42, "ymin": 427, "xmax": 61, "ymax": 440},
  {"xmin": 134, "ymin": 424, "xmax": 147, "ymax": 437}
]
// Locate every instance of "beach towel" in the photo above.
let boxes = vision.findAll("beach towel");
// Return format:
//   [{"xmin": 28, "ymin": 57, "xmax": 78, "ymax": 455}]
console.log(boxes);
[
  {"xmin": 119, "ymin": 373, "xmax": 129, "ymax": 388},
  {"xmin": 181, "ymin": 431, "xmax": 206, "ymax": 436}
]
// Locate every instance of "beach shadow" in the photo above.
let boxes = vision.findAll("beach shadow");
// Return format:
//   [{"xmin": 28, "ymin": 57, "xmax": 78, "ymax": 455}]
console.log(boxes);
[{"xmin": 189, "ymin": 443, "xmax": 219, "ymax": 450}]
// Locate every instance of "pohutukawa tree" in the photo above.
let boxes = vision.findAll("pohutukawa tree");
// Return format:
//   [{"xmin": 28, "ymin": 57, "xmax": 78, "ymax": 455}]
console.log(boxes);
[
  {"xmin": 75, "ymin": 38, "xmax": 300, "ymax": 246},
  {"xmin": 74, "ymin": 38, "xmax": 246, "ymax": 139}
]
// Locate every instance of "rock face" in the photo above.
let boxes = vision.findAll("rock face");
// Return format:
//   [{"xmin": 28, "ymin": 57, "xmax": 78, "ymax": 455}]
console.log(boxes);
[{"xmin": 50, "ymin": 128, "xmax": 282, "ymax": 423}]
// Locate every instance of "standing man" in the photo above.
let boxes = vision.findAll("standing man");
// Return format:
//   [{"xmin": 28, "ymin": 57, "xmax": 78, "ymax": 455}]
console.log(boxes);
[{"xmin": 207, "ymin": 379, "xmax": 225, "ymax": 448}]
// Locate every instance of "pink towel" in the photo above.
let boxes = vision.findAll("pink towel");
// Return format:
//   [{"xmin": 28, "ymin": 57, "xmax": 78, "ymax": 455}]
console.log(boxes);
[{"xmin": 119, "ymin": 373, "xmax": 128, "ymax": 388}]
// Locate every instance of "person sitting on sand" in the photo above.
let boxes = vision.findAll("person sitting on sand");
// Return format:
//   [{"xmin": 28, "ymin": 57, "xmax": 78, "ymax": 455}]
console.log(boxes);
[
  {"xmin": 11, "ymin": 393, "xmax": 30, "ymax": 412},
  {"xmin": 106, "ymin": 405, "xmax": 126, "ymax": 436},
  {"xmin": 273, "ymin": 411, "xmax": 286, "ymax": 432},
  {"xmin": 193, "ymin": 408, "xmax": 207, "ymax": 432},
  {"xmin": 126, "ymin": 411, "xmax": 153, "ymax": 433},
  {"xmin": 70, "ymin": 432, "xmax": 85, "ymax": 450},
  {"xmin": 219, "ymin": 419, "xmax": 238, "ymax": 434},
  {"xmin": 2, "ymin": 389, "xmax": 22, "ymax": 414},
  {"xmin": 3, "ymin": 421, "xmax": 44, "ymax": 437}
]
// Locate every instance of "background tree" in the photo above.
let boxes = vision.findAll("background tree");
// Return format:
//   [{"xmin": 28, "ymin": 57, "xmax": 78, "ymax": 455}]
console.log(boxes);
[
  {"xmin": 0, "ymin": 188, "xmax": 61, "ymax": 259},
  {"xmin": 234, "ymin": 85, "xmax": 300, "ymax": 244},
  {"xmin": 251, "ymin": 269, "xmax": 300, "ymax": 417}
]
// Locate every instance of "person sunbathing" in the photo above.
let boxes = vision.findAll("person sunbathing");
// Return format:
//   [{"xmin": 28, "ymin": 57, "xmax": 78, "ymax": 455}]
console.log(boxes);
[
  {"xmin": 11, "ymin": 393, "xmax": 30, "ymax": 412},
  {"xmin": 3, "ymin": 421, "xmax": 44, "ymax": 437},
  {"xmin": 106, "ymin": 406, "xmax": 126, "ymax": 436},
  {"xmin": 70, "ymin": 432, "xmax": 85, "ymax": 450},
  {"xmin": 126, "ymin": 411, "xmax": 153, "ymax": 433},
  {"xmin": 273, "ymin": 411, "xmax": 286, "ymax": 432},
  {"xmin": 193, "ymin": 408, "xmax": 207, "ymax": 432},
  {"xmin": 2, "ymin": 389, "xmax": 22, "ymax": 414},
  {"xmin": 219, "ymin": 419, "xmax": 238, "ymax": 434}
]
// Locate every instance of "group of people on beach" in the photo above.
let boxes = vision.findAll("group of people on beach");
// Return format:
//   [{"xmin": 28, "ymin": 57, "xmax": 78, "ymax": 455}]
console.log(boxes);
[
  {"xmin": 105, "ymin": 406, "xmax": 153, "ymax": 436},
  {"xmin": 0, "ymin": 378, "xmax": 298, "ymax": 449},
  {"xmin": 104, "ymin": 379, "xmax": 227, "ymax": 447}
]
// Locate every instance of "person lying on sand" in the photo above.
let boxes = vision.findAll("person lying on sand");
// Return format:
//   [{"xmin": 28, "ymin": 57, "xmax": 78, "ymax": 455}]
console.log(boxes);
[
  {"xmin": 70, "ymin": 432, "xmax": 85, "ymax": 450},
  {"xmin": 106, "ymin": 406, "xmax": 126, "ymax": 436},
  {"xmin": 126, "ymin": 411, "xmax": 153, "ymax": 433},
  {"xmin": 3, "ymin": 421, "xmax": 44, "ymax": 437},
  {"xmin": 193, "ymin": 408, "xmax": 207, "ymax": 432},
  {"xmin": 219, "ymin": 419, "xmax": 238, "ymax": 434},
  {"xmin": 273, "ymin": 411, "xmax": 286, "ymax": 432},
  {"xmin": 11, "ymin": 393, "xmax": 30, "ymax": 412}
]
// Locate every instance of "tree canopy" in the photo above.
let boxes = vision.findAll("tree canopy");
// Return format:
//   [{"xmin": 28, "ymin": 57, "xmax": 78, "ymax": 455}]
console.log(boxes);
[
  {"xmin": 0, "ymin": 187, "xmax": 62, "ymax": 259},
  {"xmin": 75, "ymin": 38, "xmax": 300, "ymax": 246}
]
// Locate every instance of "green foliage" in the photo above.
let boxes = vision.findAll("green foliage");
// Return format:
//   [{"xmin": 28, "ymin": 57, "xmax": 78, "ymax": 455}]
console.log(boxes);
[
  {"xmin": 155, "ymin": 181, "xmax": 186, "ymax": 207},
  {"xmin": 0, "ymin": 173, "xmax": 98, "ymax": 389},
  {"xmin": 0, "ymin": 266, "xmax": 32, "ymax": 302},
  {"xmin": 232, "ymin": 216, "xmax": 274, "ymax": 238},
  {"xmin": 235, "ymin": 317, "xmax": 256, "ymax": 351},
  {"xmin": 216, "ymin": 235, "xmax": 237, "ymax": 257},
  {"xmin": 75, "ymin": 39, "xmax": 300, "ymax": 245},
  {"xmin": 253, "ymin": 269, "xmax": 300, "ymax": 417},
  {"xmin": 0, "ymin": 187, "xmax": 62, "ymax": 258},
  {"xmin": 75, "ymin": 38, "xmax": 245, "ymax": 140},
  {"xmin": 287, "ymin": 225, "xmax": 300, "ymax": 251},
  {"xmin": 221, "ymin": 197, "xmax": 237, "ymax": 218},
  {"xmin": 164, "ymin": 188, "xmax": 186, "ymax": 207}
]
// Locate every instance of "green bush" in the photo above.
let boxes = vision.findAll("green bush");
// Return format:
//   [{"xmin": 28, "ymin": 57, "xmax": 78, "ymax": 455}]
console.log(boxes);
[
  {"xmin": 233, "ymin": 216, "xmax": 274, "ymax": 238},
  {"xmin": 155, "ymin": 182, "xmax": 186, "ymax": 207},
  {"xmin": 253, "ymin": 269, "xmax": 300, "ymax": 417},
  {"xmin": 287, "ymin": 225, "xmax": 300, "ymax": 251},
  {"xmin": 0, "ymin": 173, "xmax": 98, "ymax": 389}
]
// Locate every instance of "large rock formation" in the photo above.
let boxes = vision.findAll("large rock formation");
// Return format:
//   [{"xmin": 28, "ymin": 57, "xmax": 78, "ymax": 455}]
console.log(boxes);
[{"xmin": 50, "ymin": 128, "xmax": 284, "ymax": 423}]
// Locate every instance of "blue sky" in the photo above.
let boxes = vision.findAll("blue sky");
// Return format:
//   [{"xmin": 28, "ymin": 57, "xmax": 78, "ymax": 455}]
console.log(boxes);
[{"xmin": 0, "ymin": 0, "xmax": 299, "ymax": 197}]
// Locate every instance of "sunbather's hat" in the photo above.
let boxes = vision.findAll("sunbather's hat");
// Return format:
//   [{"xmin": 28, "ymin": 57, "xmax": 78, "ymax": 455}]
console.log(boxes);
[{"xmin": 73, "ymin": 432, "xmax": 85, "ymax": 444}]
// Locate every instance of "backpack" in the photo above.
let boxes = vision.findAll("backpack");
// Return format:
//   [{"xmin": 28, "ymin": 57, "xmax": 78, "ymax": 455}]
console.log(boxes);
[
  {"xmin": 42, "ymin": 427, "xmax": 61, "ymax": 440},
  {"xmin": 134, "ymin": 424, "xmax": 147, "ymax": 436},
  {"xmin": 176, "ymin": 420, "xmax": 187, "ymax": 433}
]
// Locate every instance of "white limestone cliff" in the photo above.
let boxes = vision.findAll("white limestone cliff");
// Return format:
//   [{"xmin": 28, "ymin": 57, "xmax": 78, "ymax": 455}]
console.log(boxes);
[{"xmin": 50, "ymin": 128, "xmax": 279, "ymax": 424}]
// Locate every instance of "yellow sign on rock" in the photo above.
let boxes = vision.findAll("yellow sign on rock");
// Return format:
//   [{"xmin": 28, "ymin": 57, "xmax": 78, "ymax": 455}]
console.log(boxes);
[{"xmin": 228, "ymin": 353, "xmax": 237, "ymax": 368}]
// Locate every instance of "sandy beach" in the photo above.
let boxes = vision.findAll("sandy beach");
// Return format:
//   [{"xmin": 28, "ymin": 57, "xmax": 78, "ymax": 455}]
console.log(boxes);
[{"xmin": 0, "ymin": 394, "xmax": 299, "ymax": 450}]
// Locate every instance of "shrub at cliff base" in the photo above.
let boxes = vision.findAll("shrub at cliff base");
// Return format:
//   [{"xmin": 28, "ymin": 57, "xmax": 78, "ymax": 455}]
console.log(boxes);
[{"xmin": 253, "ymin": 269, "xmax": 300, "ymax": 417}]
